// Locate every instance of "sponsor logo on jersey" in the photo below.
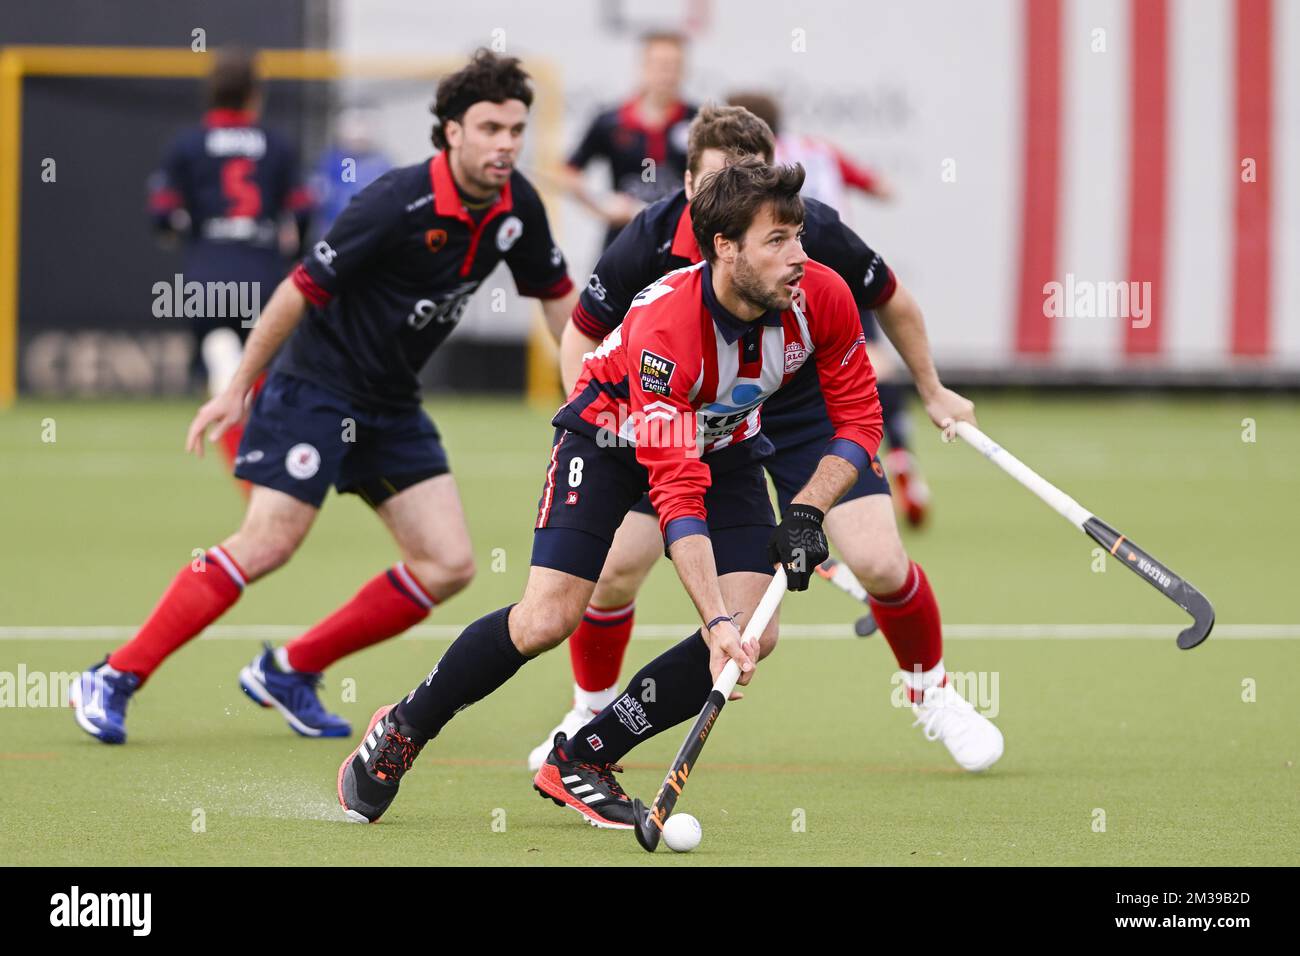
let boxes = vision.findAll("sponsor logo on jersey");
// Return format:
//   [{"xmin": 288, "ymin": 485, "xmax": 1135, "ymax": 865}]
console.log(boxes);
[
  {"xmin": 784, "ymin": 341, "xmax": 808, "ymax": 373},
  {"xmin": 586, "ymin": 733, "xmax": 604, "ymax": 751},
  {"xmin": 565, "ymin": 490, "xmax": 579, "ymax": 506},
  {"xmin": 405, "ymin": 192, "xmax": 434, "ymax": 213},
  {"xmin": 424, "ymin": 228, "xmax": 448, "ymax": 253},
  {"xmin": 496, "ymin": 215, "xmax": 524, "ymax": 252},
  {"xmin": 639, "ymin": 349, "xmax": 676, "ymax": 396},
  {"xmin": 586, "ymin": 272, "xmax": 607, "ymax": 302},
  {"xmin": 550, "ymin": 245, "xmax": 564, "ymax": 267},
  {"xmin": 312, "ymin": 240, "xmax": 338, "ymax": 274},
  {"xmin": 285, "ymin": 443, "xmax": 321, "ymax": 480}
]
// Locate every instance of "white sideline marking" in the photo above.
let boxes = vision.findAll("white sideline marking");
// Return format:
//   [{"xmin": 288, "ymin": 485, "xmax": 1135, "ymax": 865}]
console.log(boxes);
[{"xmin": 0, "ymin": 624, "xmax": 1295, "ymax": 640}]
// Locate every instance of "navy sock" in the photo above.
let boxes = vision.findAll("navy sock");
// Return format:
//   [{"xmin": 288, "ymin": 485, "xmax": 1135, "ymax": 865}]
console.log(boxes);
[
  {"xmin": 394, "ymin": 605, "xmax": 527, "ymax": 739},
  {"xmin": 566, "ymin": 630, "xmax": 712, "ymax": 764},
  {"xmin": 877, "ymin": 381, "xmax": 911, "ymax": 451}
]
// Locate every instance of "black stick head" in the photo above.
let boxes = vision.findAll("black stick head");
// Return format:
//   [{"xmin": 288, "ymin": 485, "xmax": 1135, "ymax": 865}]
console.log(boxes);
[
  {"xmin": 1176, "ymin": 587, "xmax": 1216, "ymax": 650},
  {"xmin": 632, "ymin": 798, "xmax": 660, "ymax": 853}
]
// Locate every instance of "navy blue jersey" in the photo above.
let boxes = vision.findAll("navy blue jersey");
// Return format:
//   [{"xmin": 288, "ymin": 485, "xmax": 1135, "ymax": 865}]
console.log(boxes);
[
  {"xmin": 149, "ymin": 108, "xmax": 313, "ymax": 284},
  {"xmin": 279, "ymin": 152, "xmax": 573, "ymax": 410},
  {"xmin": 570, "ymin": 188, "xmax": 896, "ymax": 429},
  {"xmin": 567, "ymin": 99, "xmax": 697, "ymax": 245}
]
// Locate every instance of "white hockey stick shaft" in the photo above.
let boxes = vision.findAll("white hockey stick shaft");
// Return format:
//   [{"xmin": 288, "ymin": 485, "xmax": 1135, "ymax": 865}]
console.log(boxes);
[
  {"xmin": 712, "ymin": 567, "xmax": 787, "ymax": 699},
  {"xmin": 953, "ymin": 421, "xmax": 1093, "ymax": 531}
]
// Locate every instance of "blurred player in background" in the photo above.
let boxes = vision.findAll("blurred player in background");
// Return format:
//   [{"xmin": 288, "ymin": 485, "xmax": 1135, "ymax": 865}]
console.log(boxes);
[
  {"xmin": 730, "ymin": 92, "xmax": 930, "ymax": 527},
  {"xmin": 147, "ymin": 49, "xmax": 314, "ymax": 490},
  {"xmin": 309, "ymin": 103, "xmax": 393, "ymax": 236},
  {"xmin": 72, "ymin": 50, "xmax": 577, "ymax": 746},
  {"xmin": 527, "ymin": 106, "xmax": 1000, "ymax": 779},
  {"xmin": 560, "ymin": 31, "xmax": 697, "ymax": 249}
]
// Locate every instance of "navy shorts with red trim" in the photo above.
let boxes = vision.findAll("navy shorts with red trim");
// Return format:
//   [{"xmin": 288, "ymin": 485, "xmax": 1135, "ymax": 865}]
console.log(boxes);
[
  {"xmin": 624, "ymin": 422, "xmax": 889, "ymax": 520},
  {"xmin": 233, "ymin": 372, "xmax": 450, "ymax": 508},
  {"xmin": 764, "ymin": 425, "xmax": 890, "ymax": 514},
  {"xmin": 531, "ymin": 429, "xmax": 775, "ymax": 582}
]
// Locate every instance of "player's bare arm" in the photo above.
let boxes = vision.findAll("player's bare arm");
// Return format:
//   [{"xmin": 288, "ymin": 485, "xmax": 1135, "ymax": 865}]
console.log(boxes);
[
  {"xmin": 666, "ymin": 532, "xmax": 757, "ymax": 694},
  {"xmin": 185, "ymin": 277, "xmax": 307, "ymax": 456},
  {"xmin": 790, "ymin": 452, "xmax": 860, "ymax": 513},
  {"xmin": 873, "ymin": 281, "xmax": 976, "ymax": 431},
  {"xmin": 559, "ymin": 320, "xmax": 599, "ymax": 393},
  {"xmin": 539, "ymin": 287, "xmax": 580, "ymax": 345}
]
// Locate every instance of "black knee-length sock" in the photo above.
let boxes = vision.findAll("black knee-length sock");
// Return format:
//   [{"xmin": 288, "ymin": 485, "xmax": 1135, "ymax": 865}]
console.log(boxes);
[
  {"xmin": 394, "ymin": 605, "xmax": 527, "ymax": 739},
  {"xmin": 565, "ymin": 630, "xmax": 713, "ymax": 764}
]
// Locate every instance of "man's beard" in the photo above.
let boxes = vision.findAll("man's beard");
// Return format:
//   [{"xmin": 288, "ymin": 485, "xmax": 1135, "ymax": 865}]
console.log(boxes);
[
  {"xmin": 731, "ymin": 251, "xmax": 791, "ymax": 313},
  {"xmin": 452, "ymin": 150, "xmax": 501, "ymax": 198}
]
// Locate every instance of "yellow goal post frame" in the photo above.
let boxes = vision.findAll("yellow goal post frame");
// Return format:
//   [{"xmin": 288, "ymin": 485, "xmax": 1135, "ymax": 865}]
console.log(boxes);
[{"xmin": 0, "ymin": 45, "xmax": 566, "ymax": 408}]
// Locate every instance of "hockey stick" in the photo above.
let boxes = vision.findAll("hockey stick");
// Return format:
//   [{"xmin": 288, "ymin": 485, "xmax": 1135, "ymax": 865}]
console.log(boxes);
[
  {"xmin": 954, "ymin": 421, "xmax": 1214, "ymax": 649},
  {"xmin": 632, "ymin": 567, "xmax": 787, "ymax": 852},
  {"xmin": 815, "ymin": 558, "xmax": 878, "ymax": 636}
]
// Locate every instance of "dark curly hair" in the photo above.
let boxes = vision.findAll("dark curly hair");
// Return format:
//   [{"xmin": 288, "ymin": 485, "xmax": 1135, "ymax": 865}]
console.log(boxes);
[
  {"xmin": 690, "ymin": 159, "xmax": 805, "ymax": 264},
  {"xmin": 430, "ymin": 49, "xmax": 534, "ymax": 150}
]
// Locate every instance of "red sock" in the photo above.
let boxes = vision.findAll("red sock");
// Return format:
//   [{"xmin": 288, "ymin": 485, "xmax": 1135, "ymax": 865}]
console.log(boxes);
[
  {"xmin": 108, "ymin": 546, "xmax": 247, "ymax": 682},
  {"xmin": 284, "ymin": 563, "xmax": 435, "ymax": 673},
  {"xmin": 868, "ymin": 562, "xmax": 946, "ymax": 703},
  {"xmin": 567, "ymin": 602, "xmax": 635, "ymax": 692}
]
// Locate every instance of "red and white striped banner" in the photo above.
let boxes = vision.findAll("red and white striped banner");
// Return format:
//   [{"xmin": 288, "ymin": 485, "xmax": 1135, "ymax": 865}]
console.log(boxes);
[{"xmin": 1008, "ymin": 0, "xmax": 1296, "ymax": 370}]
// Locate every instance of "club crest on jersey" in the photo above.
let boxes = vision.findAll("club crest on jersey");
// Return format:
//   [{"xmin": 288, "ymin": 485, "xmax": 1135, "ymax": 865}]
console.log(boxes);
[
  {"xmin": 496, "ymin": 215, "xmax": 524, "ymax": 252},
  {"xmin": 639, "ymin": 349, "xmax": 676, "ymax": 396},
  {"xmin": 784, "ymin": 341, "xmax": 808, "ymax": 373},
  {"xmin": 424, "ymin": 228, "xmax": 447, "ymax": 253},
  {"xmin": 285, "ymin": 443, "xmax": 320, "ymax": 480},
  {"xmin": 586, "ymin": 733, "xmax": 604, "ymax": 751}
]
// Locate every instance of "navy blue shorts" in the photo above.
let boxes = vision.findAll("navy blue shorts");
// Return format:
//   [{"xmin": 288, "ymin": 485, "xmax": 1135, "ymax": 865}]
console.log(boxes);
[
  {"xmin": 233, "ymin": 372, "xmax": 450, "ymax": 508},
  {"xmin": 626, "ymin": 422, "xmax": 889, "ymax": 519},
  {"xmin": 532, "ymin": 429, "xmax": 775, "ymax": 582},
  {"xmin": 764, "ymin": 423, "xmax": 890, "ymax": 514}
]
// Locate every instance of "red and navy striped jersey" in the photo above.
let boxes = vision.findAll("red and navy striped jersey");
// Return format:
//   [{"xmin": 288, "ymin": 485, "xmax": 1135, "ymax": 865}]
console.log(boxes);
[
  {"xmin": 277, "ymin": 152, "xmax": 573, "ymax": 410},
  {"xmin": 554, "ymin": 259, "xmax": 882, "ymax": 541},
  {"xmin": 571, "ymin": 188, "xmax": 896, "ymax": 433},
  {"xmin": 148, "ymin": 109, "xmax": 313, "ymax": 250}
]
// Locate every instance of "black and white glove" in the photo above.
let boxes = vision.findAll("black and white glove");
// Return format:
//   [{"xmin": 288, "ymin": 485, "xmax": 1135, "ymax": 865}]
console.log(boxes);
[{"xmin": 767, "ymin": 504, "xmax": 829, "ymax": 591}]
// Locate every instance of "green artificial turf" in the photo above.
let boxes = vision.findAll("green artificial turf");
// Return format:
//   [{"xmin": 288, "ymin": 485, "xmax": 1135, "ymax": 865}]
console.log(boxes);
[{"xmin": 1, "ymin": 394, "xmax": 1296, "ymax": 865}]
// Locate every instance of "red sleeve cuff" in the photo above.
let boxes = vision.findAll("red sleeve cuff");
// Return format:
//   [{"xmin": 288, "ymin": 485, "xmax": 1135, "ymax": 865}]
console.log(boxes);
[
  {"xmin": 518, "ymin": 274, "xmax": 574, "ymax": 301},
  {"xmin": 285, "ymin": 186, "xmax": 315, "ymax": 213},
  {"xmin": 867, "ymin": 268, "xmax": 897, "ymax": 308},
  {"xmin": 291, "ymin": 263, "xmax": 332, "ymax": 307},
  {"xmin": 148, "ymin": 188, "xmax": 182, "ymax": 212},
  {"xmin": 571, "ymin": 302, "xmax": 611, "ymax": 339}
]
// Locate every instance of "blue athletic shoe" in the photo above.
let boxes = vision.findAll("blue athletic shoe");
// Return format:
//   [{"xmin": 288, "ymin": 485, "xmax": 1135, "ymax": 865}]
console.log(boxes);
[
  {"xmin": 239, "ymin": 643, "xmax": 351, "ymax": 738},
  {"xmin": 69, "ymin": 659, "xmax": 139, "ymax": 744}
]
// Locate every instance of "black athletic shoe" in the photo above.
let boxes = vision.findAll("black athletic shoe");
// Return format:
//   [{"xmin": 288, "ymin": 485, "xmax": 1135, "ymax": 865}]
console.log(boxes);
[
  {"xmin": 337, "ymin": 705, "xmax": 426, "ymax": 823},
  {"xmin": 532, "ymin": 732, "xmax": 636, "ymax": 829}
]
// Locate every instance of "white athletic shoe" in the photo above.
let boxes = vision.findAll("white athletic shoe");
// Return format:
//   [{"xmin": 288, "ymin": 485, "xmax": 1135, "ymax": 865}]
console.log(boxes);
[
  {"xmin": 911, "ymin": 682, "xmax": 1004, "ymax": 772},
  {"xmin": 527, "ymin": 705, "xmax": 600, "ymax": 771}
]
